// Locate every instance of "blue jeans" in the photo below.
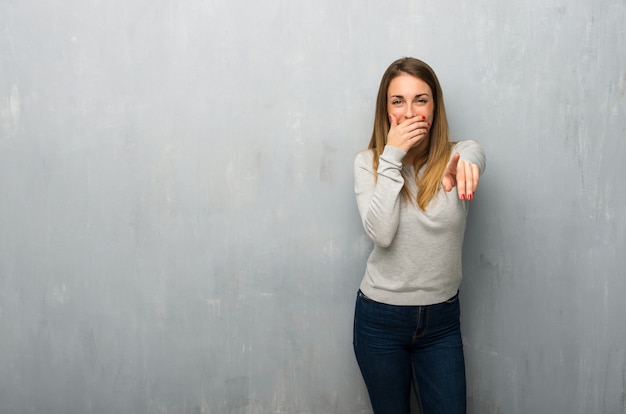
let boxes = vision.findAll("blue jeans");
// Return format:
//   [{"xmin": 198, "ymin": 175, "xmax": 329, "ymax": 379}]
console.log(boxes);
[{"xmin": 353, "ymin": 290, "xmax": 466, "ymax": 414}]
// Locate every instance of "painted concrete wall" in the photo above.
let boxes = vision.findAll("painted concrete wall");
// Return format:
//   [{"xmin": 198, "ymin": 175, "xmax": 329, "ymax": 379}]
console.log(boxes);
[{"xmin": 1, "ymin": 0, "xmax": 624, "ymax": 413}]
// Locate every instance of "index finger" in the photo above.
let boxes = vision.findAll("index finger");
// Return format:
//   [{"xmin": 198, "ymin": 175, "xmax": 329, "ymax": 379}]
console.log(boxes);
[{"xmin": 456, "ymin": 159, "xmax": 466, "ymax": 200}]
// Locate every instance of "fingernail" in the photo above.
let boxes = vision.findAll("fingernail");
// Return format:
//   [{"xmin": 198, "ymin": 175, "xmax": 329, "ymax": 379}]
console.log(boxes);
[
  {"xmin": 460, "ymin": 194, "xmax": 465, "ymax": 200},
  {"xmin": 427, "ymin": 122, "xmax": 431, "ymax": 126},
  {"xmin": 468, "ymin": 193, "xmax": 473, "ymax": 200},
  {"xmin": 421, "ymin": 115, "xmax": 426, "ymax": 120}
]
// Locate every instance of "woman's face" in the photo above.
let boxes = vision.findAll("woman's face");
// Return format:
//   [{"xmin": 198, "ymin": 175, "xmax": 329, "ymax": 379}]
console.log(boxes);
[{"xmin": 387, "ymin": 74, "xmax": 434, "ymax": 125}]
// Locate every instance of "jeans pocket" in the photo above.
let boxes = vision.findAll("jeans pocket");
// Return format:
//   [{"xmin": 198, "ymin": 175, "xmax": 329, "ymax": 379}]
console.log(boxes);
[
  {"xmin": 358, "ymin": 290, "xmax": 380, "ymax": 305},
  {"xmin": 358, "ymin": 289, "xmax": 369, "ymax": 300},
  {"xmin": 445, "ymin": 291, "xmax": 459, "ymax": 304}
]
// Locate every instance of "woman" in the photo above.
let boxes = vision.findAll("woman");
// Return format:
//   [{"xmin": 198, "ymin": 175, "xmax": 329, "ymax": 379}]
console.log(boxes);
[{"xmin": 353, "ymin": 57, "xmax": 486, "ymax": 414}]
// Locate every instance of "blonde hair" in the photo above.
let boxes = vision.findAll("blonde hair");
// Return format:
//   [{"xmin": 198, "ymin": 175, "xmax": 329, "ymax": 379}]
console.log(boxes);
[{"xmin": 368, "ymin": 57, "xmax": 454, "ymax": 211}]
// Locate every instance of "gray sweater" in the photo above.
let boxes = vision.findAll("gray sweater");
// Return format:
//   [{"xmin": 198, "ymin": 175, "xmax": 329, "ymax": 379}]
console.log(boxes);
[{"xmin": 354, "ymin": 141, "xmax": 486, "ymax": 306}]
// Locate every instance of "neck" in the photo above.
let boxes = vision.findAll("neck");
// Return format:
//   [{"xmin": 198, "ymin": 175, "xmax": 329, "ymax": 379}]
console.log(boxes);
[{"xmin": 404, "ymin": 139, "xmax": 429, "ymax": 165}]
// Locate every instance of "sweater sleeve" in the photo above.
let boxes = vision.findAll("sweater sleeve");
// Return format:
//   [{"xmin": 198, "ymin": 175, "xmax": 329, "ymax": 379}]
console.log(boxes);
[
  {"xmin": 453, "ymin": 140, "xmax": 487, "ymax": 174},
  {"xmin": 354, "ymin": 145, "xmax": 406, "ymax": 247}
]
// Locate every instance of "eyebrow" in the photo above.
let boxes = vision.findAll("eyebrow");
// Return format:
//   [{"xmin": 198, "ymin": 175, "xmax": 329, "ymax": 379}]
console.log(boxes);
[{"xmin": 389, "ymin": 93, "xmax": 430, "ymax": 99}]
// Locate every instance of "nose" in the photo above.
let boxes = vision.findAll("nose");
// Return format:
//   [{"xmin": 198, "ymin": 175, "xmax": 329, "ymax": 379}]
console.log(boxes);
[{"xmin": 405, "ymin": 105, "xmax": 415, "ymax": 119}]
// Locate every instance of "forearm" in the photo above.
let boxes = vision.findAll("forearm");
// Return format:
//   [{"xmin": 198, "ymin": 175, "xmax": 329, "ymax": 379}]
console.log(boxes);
[
  {"xmin": 454, "ymin": 140, "xmax": 486, "ymax": 173},
  {"xmin": 354, "ymin": 146, "xmax": 406, "ymax": 247}
]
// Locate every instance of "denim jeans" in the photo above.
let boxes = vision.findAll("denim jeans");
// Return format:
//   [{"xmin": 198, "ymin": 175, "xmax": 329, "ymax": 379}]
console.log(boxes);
[{"xmin": 353, "ymin": 290, "xmax": 466, "ymax": 414}]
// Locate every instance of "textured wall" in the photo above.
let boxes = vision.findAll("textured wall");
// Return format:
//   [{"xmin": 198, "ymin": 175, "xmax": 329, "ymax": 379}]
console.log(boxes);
[{"xmin": 0, "ymin": 0, "xmax": 624, "ymax": 413}]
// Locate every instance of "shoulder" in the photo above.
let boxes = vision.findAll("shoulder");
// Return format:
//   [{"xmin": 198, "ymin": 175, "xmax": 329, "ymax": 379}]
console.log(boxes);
[{"xmin": 354, "ymin": 148, "xmax": 374, "ymax": 167}]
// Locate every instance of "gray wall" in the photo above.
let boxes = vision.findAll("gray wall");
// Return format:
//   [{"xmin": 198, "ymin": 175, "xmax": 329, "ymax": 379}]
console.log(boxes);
[{"xmin": 1, "ymin": 0, "xmax": 624, "ymax": 413}]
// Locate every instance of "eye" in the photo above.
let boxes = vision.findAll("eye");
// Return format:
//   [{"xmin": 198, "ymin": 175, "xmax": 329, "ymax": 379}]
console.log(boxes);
[{"xmin": 391, "ymin": 99, "xmax": 403, "ymax": 105}]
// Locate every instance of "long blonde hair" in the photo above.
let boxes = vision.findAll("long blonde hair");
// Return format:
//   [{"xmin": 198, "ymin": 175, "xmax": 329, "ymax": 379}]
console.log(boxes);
[{"xmin": 368, "ymin": 57, "xmax": 453, "ymax": 211}]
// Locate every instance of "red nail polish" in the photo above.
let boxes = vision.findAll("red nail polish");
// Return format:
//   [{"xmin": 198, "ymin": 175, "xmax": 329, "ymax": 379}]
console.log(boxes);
[
  {"xmin": 421, "ymin": 115, "xmax": 426, "ymax": 120},
  {"xmin": 468, "ymin": 193, "xmax": 473, "ymax": 200},
  {"xmin": 461, "ymin": 194, "xmax": 465, "ymax": 200}
]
